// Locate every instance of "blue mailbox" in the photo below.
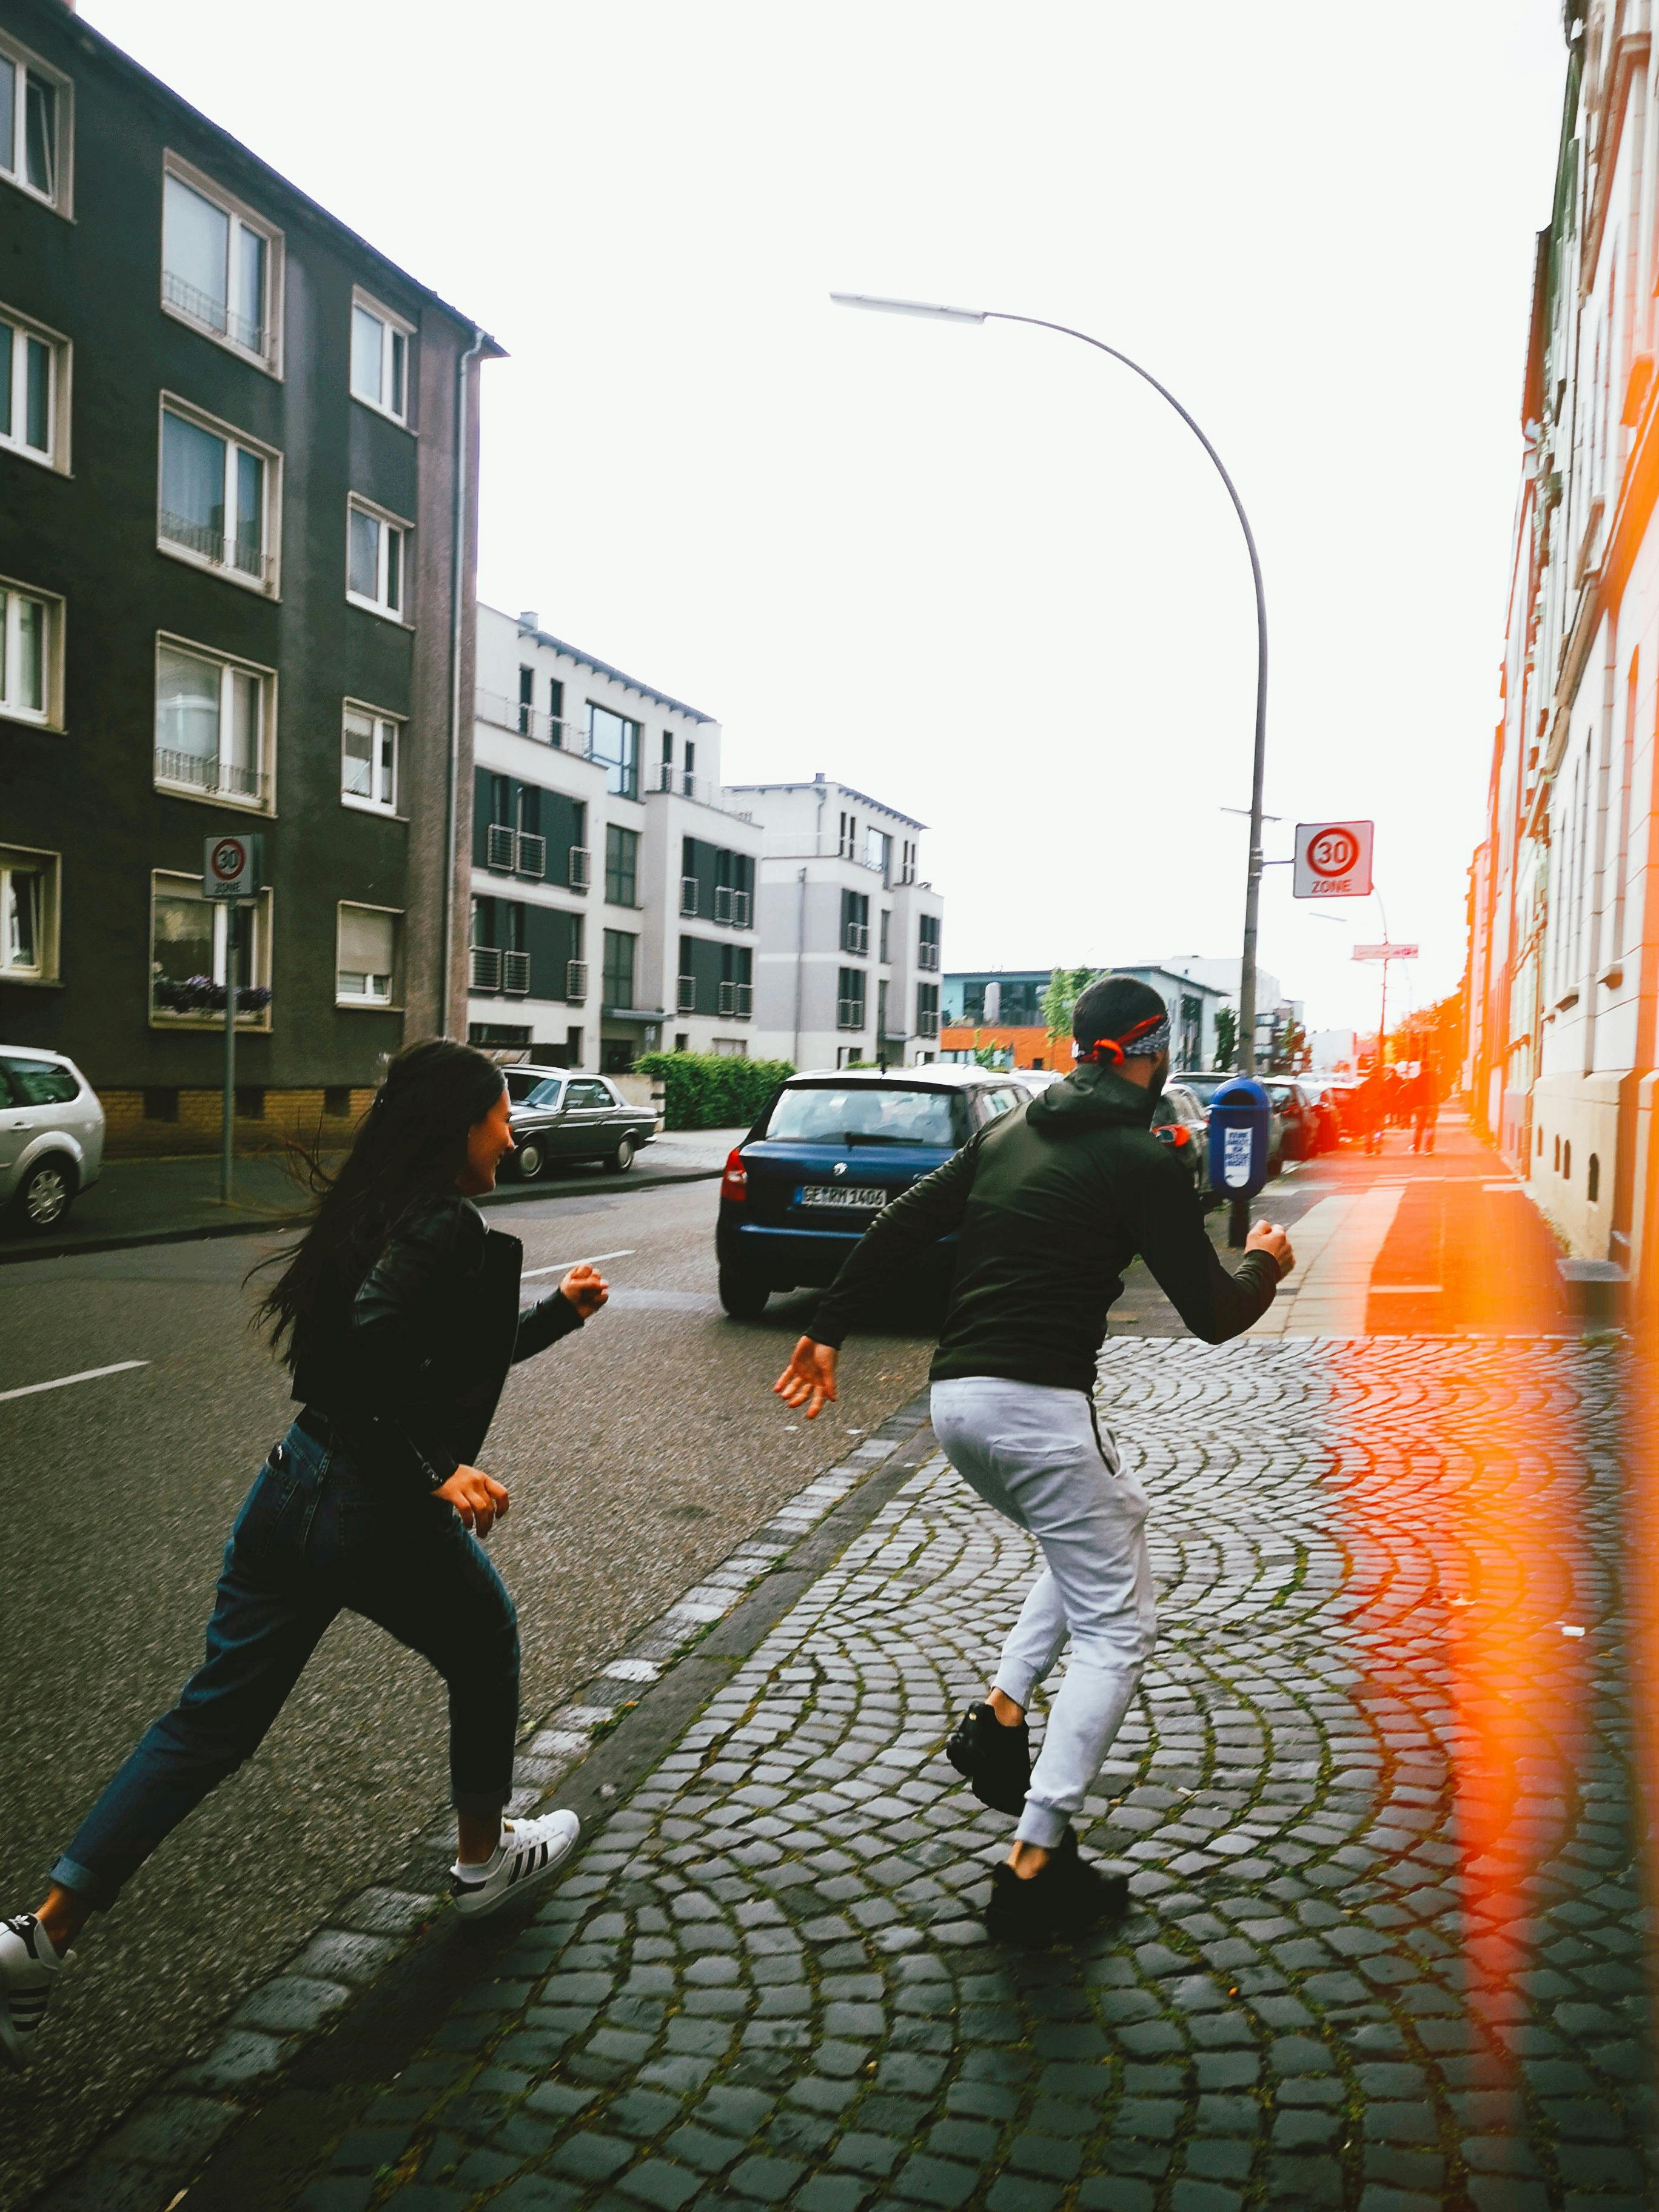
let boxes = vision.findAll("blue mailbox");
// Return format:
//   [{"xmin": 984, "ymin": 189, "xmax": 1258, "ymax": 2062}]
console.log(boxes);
[{"xmin": 1207, "ymin": 1077, "xmax": 1272, "ymax": 1201}]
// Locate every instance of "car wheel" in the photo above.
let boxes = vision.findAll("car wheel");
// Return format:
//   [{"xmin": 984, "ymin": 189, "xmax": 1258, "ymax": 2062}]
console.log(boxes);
[
  {"xmin": 15, "ymin": 1156, "xmax": 75, "ymax": 1233},
  {"xmin": 607, "ymin": 1136, "xmax": 635, "ymax": 1173},
  {"xmin": 719, "ymin": 1267, "xmax": 769, "ymax": 1319},
  {"xmin": 515, "ymin": 1137, "xmax": 547, "ymax": 1183}
]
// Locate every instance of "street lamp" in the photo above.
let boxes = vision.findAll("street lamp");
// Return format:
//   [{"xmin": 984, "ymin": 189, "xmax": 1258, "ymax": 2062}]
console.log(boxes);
[{"xmin": 831, "ymin": 292, "xmax": 1272, "ymax": 1075}]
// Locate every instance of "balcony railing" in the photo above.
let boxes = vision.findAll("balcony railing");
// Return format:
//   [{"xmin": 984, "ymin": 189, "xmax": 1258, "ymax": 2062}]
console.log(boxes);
[
  {"xmin": 159, "ymin": 511, "xmax": 273, "ymax": 586},
  {"xmin": 485, "ymin": 823, "xmax": 515, "ymax": 873},
  {"xmin": 515, "ymin": 830, "xmax": 546, "ymax": 879},
  {"xmin": 568, "ymin": 845, "xmax": 591, "ymax": 891},
  {"xmin": 916, "ymin": 1010, "xmax": 940, "ymax": 1038},
  {"xmin": 677, "ymin": 975, "xmax": 697, "ymax": 1014},
  {"xmin": 917, "ymin": 940, "xmax": 940, "ymax": 970},
  {"xmin": 680, "ymin": 876, "xmax": 699, "ymax": 916},
  {"xmin": 566, "ymin": 959, "xmax": 589, "ymax": 1002},
  {"xmin": 718, "ymin": 980, "xmax": 753, "ymax": 1019},
  {"xmin": 470, "ymin": 945, "xmax": 502, "ymax": 992},
  {"xmin": 155, "ymin": 746, "xmax": 267, "ymax": 805},
  {"xmin": 714, "ymin": 886, "xmax": 752, "ymax": 929},
  {"xmin": 501, "ymin": 950, "xmax": 531, "ymax": 996},
  {"xmin": 843, "ymin": 922, "xmax": 870, "ymax": 956},
  {"xmin": 645, "ymin": 762, "xmax": 756, "ymax": 822},
  {"xmin": 762, "ymin": 832, "xmax": 886, "ymax": 872},
  {"xmin": 837, "ymin": 997, "xmax": 866, "ymax": 1031},
  {"xmin": 476, "ymin": 688, "xmax": 583, "ymax": 750},
  {"xmin": 162, "ymin": 269, "xmax": 266, "ymax": 357}
]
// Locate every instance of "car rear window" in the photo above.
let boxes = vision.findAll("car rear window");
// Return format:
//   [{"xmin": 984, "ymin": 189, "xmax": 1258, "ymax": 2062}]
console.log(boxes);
[
  {"xmin": 764, "ymin": 1085, "xmax": 966, "ymax": 1147},
  {"xmin": 1, "ymin": 1056, "xmax": 78, "ymax": 1106}
]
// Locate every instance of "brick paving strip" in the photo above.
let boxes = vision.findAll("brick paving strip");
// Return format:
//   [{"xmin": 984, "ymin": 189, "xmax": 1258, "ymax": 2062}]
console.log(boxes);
[{"xmin": 30, "ymin": 1340, "xmax": 1657, "ymax": 2212}]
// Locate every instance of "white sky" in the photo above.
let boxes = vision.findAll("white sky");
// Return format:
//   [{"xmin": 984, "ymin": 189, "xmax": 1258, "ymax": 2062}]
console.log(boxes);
[{"xmin": 87, "ymin": 0, "xmax": 1567, "ymax": 1034}]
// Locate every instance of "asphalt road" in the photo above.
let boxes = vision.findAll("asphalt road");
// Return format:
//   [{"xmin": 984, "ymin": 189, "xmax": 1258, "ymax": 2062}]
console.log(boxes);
[{"xmin": 0, "ymin": 1177, "xmax": 937, "ymax": 2208}]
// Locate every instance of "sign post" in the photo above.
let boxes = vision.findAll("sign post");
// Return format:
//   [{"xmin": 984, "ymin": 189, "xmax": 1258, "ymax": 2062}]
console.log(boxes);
[
  {"xmin": 1352, "ymin": 940, "xmax": 1417, "ymax": 1071},
  {"xmin": 1293, "ymin": 820, "xmax": 1373, "ymax": 900},
  {"xmin": 204, "ymin": 834, "xmax": 261, "ymax": 1202}
]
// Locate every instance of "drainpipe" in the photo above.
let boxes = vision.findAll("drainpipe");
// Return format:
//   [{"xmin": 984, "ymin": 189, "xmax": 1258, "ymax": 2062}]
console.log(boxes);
[
  {"xmin": 793, "ymin": 867, "xmax": 806, "ymax": 1065},
  {"xmin": 443, "ymin": 324, "xmax": 489, "ymax": 1034}
]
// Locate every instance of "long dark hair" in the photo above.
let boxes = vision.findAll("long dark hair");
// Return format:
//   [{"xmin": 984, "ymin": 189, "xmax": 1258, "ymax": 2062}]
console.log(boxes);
[{"xmin": 253, "ymin": 1037, "xmax": 506, "ymax": 1361}]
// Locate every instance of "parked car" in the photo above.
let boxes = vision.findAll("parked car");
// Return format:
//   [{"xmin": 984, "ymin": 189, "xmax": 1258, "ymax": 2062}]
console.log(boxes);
[
  {"xmin": 1261, "ymin": 1078, "xmax": 1339, "ymax": 1160},
  {"xmin": 715, "ymin": 1067, "xmax": 1028, "ymax": 1318},
  {"xmin": 500, "ymin": 1066, "xmax": 657, "ymax": 1179},
  {"xmin": 1, "ymin": 1048, "xmax": 105, "ymax": 1233},
  {"xmin": 1151, "ymin": 1080, "xmax": 1216, "ymax": 1202}
]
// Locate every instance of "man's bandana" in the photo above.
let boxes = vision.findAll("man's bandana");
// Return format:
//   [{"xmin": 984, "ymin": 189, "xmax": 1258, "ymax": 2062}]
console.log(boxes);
[{"xmin": 1078, "ymin": 1013, "xmax": 1171, "ymax": 1067}]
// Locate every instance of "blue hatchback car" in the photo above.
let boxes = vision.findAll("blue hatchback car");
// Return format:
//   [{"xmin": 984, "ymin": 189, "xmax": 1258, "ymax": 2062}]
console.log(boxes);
[{"xmin": 715, "ymin": 1067, "xmax": 1031, "ymax": 1318}]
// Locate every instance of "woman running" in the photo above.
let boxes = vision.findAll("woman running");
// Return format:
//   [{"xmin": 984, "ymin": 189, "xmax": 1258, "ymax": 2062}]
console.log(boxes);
[{"xmin": 0, "ymin": 1038, "xmax": 608, "ymax": 2069}]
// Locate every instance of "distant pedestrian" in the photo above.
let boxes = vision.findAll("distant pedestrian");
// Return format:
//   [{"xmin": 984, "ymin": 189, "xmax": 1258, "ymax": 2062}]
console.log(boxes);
[
  {"xmin": 1410, "ymin": 1063, "xmax": 1440, "ymax": 1154},
  {"xmin": 1359, "ymin": 1064, "xmax": 1387, "ymax": 1155},
  {"xmin": 774, "ymin": 977, "xmax": 1292, "ymax": 1946},
  {"xmin": 0, "ymin": 1040, "xmax": 609, "ymax": 2072}
]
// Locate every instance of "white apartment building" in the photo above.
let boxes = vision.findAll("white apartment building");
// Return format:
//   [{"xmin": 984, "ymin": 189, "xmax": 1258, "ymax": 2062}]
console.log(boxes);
[
  {"xmin": 723, "ymin": 774, "xmax": 945, "ymax": 1070},
  {"xmin": 469, "ymin": 606, "xmax": 772, "ymax": 1069}
]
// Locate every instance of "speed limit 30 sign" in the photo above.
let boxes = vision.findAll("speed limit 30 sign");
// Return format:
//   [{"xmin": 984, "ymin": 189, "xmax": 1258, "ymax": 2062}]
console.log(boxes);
[
  {"xmin": 203, "ymin": 833, "xmax": 262, "ymax": 900},
  {"xmin": 1293, "ymin": 820, "xmax": 1373, "ymax": 899}
]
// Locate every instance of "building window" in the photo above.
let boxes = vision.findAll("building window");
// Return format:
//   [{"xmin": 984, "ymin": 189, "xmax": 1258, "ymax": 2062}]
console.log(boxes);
[
  {"xmin": 350, "ymin": 292, "xmax": 411, "ymax": 423},
  {"xmin": 549, "ymin": 675, "xmax": 566, "ymax": 745},
  {"xmin": 155, "ymin": 638, "xmax": 272, "ymax": 808},
  {"xmin": 0, "ymin": 306, "xmax": 66, "ymax": 469},
  {"xmin": 346, "ymin": 498, "xmax": 408, "ymax": 619},
  {"xmin": 517, "ymin": 665, "xmax": 535, "ymax": 736},
  {"xmin": 603, "ymin": 929, "xmax": 636, "ymax": 1009},
  {"xmin": 337, "ymin": 903, "xmax": 401, "ymax": 1005},
  {"xmin": 606, "ymin": 823, "xmax": 640, "ymax": 907},
  {"xmin": 838, "ymin": 810, "xmax": 857, "ymax": 859},
  {"xmin": 0, "ymin": 843, "xmax": 57, "ymax": 980},
  {"xmin": 865, "ymin": 826, "xmax": 891, "ymax": 876},
  {"xmin": 341, "ymin": 702, "xmax": 399, "ymax": 814},
  {"xmin": 838, "ymin": 967, "xmax": 866, "ymax": 1031},
  {"xmin": 150, "ymin": 871, "xmax": 271, "ymax": 1027},
  {"xmin": 162, "ymin": 160, "xmax": 280, "ymax": 368},
  {"xmin": 0, "ymin": 34, "xmax": 67, "ymax": 211},
  {"xmin": 0, "ymin": 577, "xmax": 59, "ymax": 726},
  {"xmin": 841, "ymin": 888, "xmax": 870, "ymax": 955},
  {"xmin": 159, "ymin": 398, "xmax": 278, "ymax": 591},
  {"xmin": 917, "ymin": 913, "xmax": 940, "ymax": 970},
  {"xmin": 916, "ymin": 982, "xmax": 940, "ymax": 1038},
  {"xmin": 1588, "ymin": 1153, "xmax": 1601, "ymax": 1202},
  {"xmin": 590, "ymin": 705, "xmax": 641, "ymax": 800}
]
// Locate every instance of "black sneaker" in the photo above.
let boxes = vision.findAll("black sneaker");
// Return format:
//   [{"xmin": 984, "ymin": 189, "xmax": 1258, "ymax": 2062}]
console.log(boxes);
[
  {"xmin": 945, "ymin": 1701, "xmax": 1031, "ymax": 1815},
  {"xmin": 984, "ymin": 1830, "xmax": 1130, "ymax": 1948}
]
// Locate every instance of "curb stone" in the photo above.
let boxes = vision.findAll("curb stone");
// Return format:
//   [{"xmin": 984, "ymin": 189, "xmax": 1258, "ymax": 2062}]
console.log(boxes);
[{"xmin": 27, "ymin": 1390, "xmax": 936, "ymax": 2212}]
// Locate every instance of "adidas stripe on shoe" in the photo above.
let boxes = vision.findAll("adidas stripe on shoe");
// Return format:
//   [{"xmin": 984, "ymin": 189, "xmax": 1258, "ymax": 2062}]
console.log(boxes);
[
  {"xmin": 0, "ymin": 1914, "xmax": 69, "ymax": 2072},
  {"xmin": 449, "ymin": 1809, "xmax": 580, "ymax": 1920}
]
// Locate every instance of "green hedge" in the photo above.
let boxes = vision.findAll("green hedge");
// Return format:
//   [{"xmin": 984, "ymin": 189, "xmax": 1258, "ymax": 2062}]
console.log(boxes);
[{"xmin": 634, "ymin": 1052, "xmax": 796, "ymax": 1131}]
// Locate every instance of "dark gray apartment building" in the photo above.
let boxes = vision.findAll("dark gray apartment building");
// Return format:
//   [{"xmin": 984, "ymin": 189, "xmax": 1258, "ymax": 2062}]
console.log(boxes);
[{"xmin": 0, "ymin": 0, "xmax": 498, "ymax": 1150}]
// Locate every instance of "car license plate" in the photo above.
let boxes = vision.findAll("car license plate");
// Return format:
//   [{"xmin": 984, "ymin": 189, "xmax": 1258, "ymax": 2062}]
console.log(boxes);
[{"xmin": 799, "ymin": 1184, "xmax": 885, "ymax": 1210}]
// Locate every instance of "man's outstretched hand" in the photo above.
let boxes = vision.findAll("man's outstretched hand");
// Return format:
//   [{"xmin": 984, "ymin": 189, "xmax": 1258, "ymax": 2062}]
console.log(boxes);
[
  {"xmin": 1246, "ymin": 1221, "xmax": 1296, "ymax": 1279},
  {"xmin": 560, "ymin": 1263, "xmax": 610, "ymax": 1318},
  {"xmin": 774, "ymin": 1338, "xmax": 837, "ymax": 1420}
]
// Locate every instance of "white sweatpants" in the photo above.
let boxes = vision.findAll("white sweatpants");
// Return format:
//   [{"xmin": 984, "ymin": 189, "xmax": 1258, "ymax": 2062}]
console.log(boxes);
[{"xmin": 930, "ymin": 1376, "xmax": 1158, "ymax": 1848}]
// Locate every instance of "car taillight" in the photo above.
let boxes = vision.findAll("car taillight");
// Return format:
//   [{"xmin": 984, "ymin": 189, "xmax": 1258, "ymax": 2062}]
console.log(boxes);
[{"xmin": 720, "ymin": 1148, "xmax": 748, "ymax": 1202}]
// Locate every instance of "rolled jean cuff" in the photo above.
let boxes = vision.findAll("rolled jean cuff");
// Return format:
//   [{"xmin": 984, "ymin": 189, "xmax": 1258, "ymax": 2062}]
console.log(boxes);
[
  {"xmin": 47, "ymin": 1853, "xmax": 114, "ymax": 1911},
  {"xmin": 1014, "ymin": 1796, "xmax": 1070, "ymax": 1850},
  {"xmin": 452, "ymin": 1789, "xmax": 511, "ymax": 1820},
  {"xmin": 993, "ymin": 1665, "xmax": 1041, "ymax": 1712}
]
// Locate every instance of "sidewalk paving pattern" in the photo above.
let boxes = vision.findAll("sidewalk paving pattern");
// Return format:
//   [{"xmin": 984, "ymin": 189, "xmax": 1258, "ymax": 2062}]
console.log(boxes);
[{"xmin": 44, "ymin": 1332, "xmax": 1652, "ymax": 2211}]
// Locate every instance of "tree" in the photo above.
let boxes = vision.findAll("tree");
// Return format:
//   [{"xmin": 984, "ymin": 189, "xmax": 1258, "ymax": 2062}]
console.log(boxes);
[
  {"xmin": 1042, "ymin": 965, "xmax": 1100, "ymax": 1051},
  {"xmin": 1212, "ymin": 1005, "xmax": 1238, "ymax": 1071},
  {"xmin": 1269, "ymin": 1019, "xmax": 1307, "ymax": 1074}
]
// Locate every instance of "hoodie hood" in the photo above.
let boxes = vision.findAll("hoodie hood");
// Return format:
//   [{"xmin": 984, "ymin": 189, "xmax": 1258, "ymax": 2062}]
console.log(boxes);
[{"xmin": 1026, "ymin": 1061, "xmax": 1158, "ymax": 1137}]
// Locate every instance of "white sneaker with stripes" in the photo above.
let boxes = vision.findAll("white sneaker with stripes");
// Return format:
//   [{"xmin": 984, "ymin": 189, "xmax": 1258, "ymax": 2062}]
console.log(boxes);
[
  {"xmin": 449, "ymin": 1809, "xmax": 580, "ymax": 1919},
  {"xmin": 0, "ymin": 1915, "xmax": 69, "ymax": 2071}
]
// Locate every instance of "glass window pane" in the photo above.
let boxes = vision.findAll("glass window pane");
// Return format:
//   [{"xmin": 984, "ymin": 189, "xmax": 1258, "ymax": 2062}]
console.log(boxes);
[
  {"xmin": 163, "ymin": 175, "xmax": 229, "ymax": 329},
  {"xmin": 15, "ymin": 594, "xmax": 41, "ymax": 712},
  {"xmin": 0, "ymin": 323, "xmax": 12, "ymax": 439},
  {"xmin": 22, "ymin": 72, "xmax": 52, "ymax": 198},
  {"xmin": 233, "ymin": 225, "xmax": 266, "ymax": 352},
  {"xmin": 348, "ymin": 507, "xmax": 379, "ymax": 598},
  {"xmin": 233, "ymin": 447, "xmax": 264, "ymax": 575},
  {"xmin": 338, "ymin": 907, "xmax": 395, "ymax": 999},
  {"xmin": 0, "ymin": 57, "xmax": 15, "ymax": 176},
  {"xmin": 161, "ymin": 411, "xmax": 226, "ymax": 557},
  {"xmin": 153, "ymin": 890, "xmax": 215, "ymax": 991},
  {"xmin": 0, "ymin": 589, "xmax": 7, "ymax": 702},
  {"xmin": 156, "ymin": 645, "xmax": 220, "ymax": 767},
  {"xmin": 342, "ymin": 708, "xmax": 374, "ymax": 797},
  {"xmin": 226, "ymin": 669, "xmax": 259, "ymax": 787},
  {"xmin": 23, "ymin": 333, "xmax": 47, "ymax": 451},
  {"xmin": 384, "ymin": 526, "xmax": 401, "ymax": 611},
  {"xmin": 389, "ymin": 329, "xmax": 406, "ymax": 417},
  {"xmin": 4, "ymin": 870, "xmax": 40, "ymax": 969},
  {"xmin": 350, "ymin": 305, "xmax": 382, "ymax": 403},
  {"xmin": 377, "ymin": 722, "xmax": 395, "ymax": 805}
]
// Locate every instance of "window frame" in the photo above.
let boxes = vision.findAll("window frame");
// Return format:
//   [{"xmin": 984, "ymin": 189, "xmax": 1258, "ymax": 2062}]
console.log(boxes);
[
  {"xmin": 605, "ymin": 822, "xmax": 641, "ymax": 908},
  {"xmin": 0, "ymin": 572, "xmax": 64, "ymax": 731},
  {"xmin": 588, "ymin": 703, "xmax": 642, "ymax": 801},
  {"xmin": 149, "ymin": 868, "xmax": 273, "ymax": 1030},
  {"xmin": 0, "ymin": 29, "xmax": 71, "ymax": 216},
  {"xmin": 349, "ymin": 287, "xmax": 415, "ymax": 428},
  {"xmin": 156, "ymin": 392, "xmax": 282, "ymax": 596},
  {"xmin": 153, "ymin": 631, "xmax": 277, "ymax": 814},
  {"xmin": 335, "ymin": 899, "xmax": 403, "ymax": 1010},
  {"xmin": 160, "ymin": 153, "xmax": 283, "ymax": 376},
  {"xmin": 340, "ymin": 699, "xmax": 401, "ymax": 816},
  {"xmin": 345, "ymin": 494, "xmax": 411, "ymax": 622},
  {"xmin": 602, "ymin": 927, "xmax": 637, "ymax": 1010},
  {"xmin": 0, "ymin": 301, "xmax": 69, "ymax": 471},
  {"xmin": 0, "ymin": 841, "xmax": 60, "ymax": 984}
]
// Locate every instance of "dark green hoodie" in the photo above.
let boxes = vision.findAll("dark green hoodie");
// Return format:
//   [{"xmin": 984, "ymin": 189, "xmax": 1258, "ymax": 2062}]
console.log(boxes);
[{"xmin": 808, "ymin": 1063, "xmax": 1278, "ymax": 1394}]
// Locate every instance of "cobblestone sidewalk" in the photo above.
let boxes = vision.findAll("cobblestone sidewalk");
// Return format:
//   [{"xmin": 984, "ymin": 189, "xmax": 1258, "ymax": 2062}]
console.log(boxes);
[{"xmin": 49, "ymin": 1338, "xmax": 1659, "ymax": 2211}]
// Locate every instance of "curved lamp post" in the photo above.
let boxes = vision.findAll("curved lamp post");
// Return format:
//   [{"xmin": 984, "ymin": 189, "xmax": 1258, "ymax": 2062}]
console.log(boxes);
[{"xmin": 830, "ymin": 292, "xmax": 1270, "ymax": 1082}]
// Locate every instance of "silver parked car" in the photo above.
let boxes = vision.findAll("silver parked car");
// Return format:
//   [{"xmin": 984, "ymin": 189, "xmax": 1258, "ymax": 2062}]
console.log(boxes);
[
  {"xmin": 1, "ymin": 1048, "xmax": 105, "ymax": 1232},
  {"xmin": 501, "ymin": 1067, "xmax": 657, "ymax": 1181}
]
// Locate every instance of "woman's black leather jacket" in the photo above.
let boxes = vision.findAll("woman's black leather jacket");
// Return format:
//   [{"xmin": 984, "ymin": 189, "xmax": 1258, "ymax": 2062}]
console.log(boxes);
[{"xmin": 289, "ymin": 1194, "xmax": 583, "ymax": 1492}]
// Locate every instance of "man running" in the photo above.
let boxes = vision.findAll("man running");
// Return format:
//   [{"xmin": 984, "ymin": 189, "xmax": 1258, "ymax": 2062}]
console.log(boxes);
[{"xmin": 774, "ymin": 976, "xmax": 1292, "ymax": 1945}]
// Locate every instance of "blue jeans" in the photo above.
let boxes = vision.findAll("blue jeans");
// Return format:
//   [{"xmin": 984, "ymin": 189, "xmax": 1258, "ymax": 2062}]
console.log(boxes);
[{"xmin": 53, "ymin": 1418, "xmax": 520, "ymax": 1908}]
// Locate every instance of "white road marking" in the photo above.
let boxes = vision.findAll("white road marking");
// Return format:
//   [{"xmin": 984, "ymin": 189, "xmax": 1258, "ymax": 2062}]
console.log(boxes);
[
  {"xmin": 0, "ymin": 1359, "xmax": 150, "ymax": 1404},
  {"xmin": 521, "ymin": 1248, "xmax": 636, "ymax": 1281}
]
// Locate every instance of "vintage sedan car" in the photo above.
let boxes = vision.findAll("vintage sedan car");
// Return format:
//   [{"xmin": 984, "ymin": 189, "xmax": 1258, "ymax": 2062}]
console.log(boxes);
[
  {"xmin": 1, "ymin": 1047, "xmax": 105, "ymax": 1233},
  {"xmin": 501, "ymin": 1066, "xmax": 658, "ymax": 1179},
  {"xmin": 714, "ymin": 1065, "xmax": 1028, "ymax": 1318}
]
